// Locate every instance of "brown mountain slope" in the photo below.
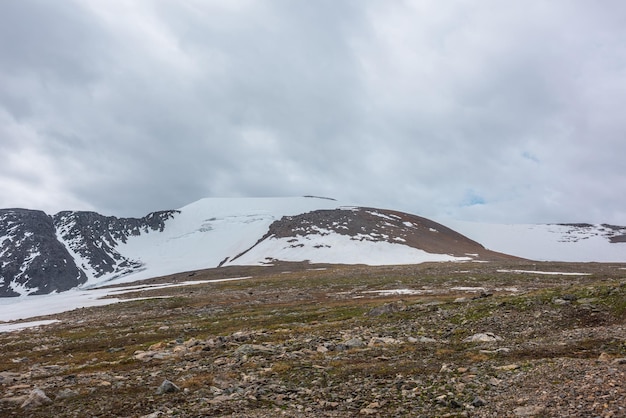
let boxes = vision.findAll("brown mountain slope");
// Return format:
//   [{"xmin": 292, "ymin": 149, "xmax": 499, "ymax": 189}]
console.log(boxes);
[{"xmin": 231, "ymin": 207, "xmax": 521, "ymax": 263}]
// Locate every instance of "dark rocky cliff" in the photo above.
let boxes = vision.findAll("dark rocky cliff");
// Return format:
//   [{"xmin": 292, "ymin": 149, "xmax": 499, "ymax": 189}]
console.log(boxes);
[{"xmin": 0, "ymin": 209, "xmax": 86, "ymax": 297}]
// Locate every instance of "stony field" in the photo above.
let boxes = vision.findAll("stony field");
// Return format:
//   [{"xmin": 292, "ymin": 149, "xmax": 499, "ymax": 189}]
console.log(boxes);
[{"xmin": 1, "ymin": 261, "xmax": 625, "ymax": 417}]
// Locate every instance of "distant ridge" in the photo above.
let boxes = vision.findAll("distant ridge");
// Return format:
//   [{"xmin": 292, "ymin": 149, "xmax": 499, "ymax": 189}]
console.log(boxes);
[{"xmin": 1, "ymin": 197, "xmax": 624, "ymax": 296}]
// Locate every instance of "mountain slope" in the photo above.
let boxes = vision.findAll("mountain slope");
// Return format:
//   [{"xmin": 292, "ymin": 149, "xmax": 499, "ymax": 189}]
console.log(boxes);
[
  {"xmin": 229, "ymin": 207, "xmax": 513, "ymax": 266},
  {"xmin": 2, "ymin": 197, "xmax": 624, "ymax": 297},
  {"xmin": 54, "ymin": 210, "xmax": 179, "ymax": 284},
  {"xmin": 1, "ymin": 197, "xmax": 504, "ymax": 296}
]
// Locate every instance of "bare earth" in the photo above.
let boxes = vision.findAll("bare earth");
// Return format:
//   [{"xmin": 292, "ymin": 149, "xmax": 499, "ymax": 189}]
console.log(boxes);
[{"xmin": 1, "ymin": 261, "xmax": 625, "ymax": 417}]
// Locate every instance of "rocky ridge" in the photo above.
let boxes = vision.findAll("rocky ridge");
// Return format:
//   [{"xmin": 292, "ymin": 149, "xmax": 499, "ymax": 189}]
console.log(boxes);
[{"xmin": 0, "ymin": 209, "xmax": 178, "ymax": 296}]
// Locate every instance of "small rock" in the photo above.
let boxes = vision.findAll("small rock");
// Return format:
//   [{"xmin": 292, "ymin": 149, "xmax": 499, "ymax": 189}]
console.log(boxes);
[
  {"xmin": 598, "ymin": 352, "xmax": 611, "ymax": 362},
  {"xmin": 409, "ymin": 336, "xmax": 437, "ymax": 343},
  {"xmin": 139, "ymin": 412, "xmax": 162, "ymax": 418},
  {"xmin": 463, "ymin": 333, "xmax": 503, "ymax": 343},
  {"xmin": 368, "ymin": 336, "xmax": 400, "ymax": 346},
  {"xmin": 150, "ymin": 341, "xmax": 167, "ymax": 350},
  {"xmin": 472, "ymin": 396, "xmax": 486, "ymax": 407},
  {"xmin": 21, "ymin": 388, "xmax": 52, "ymax": 409},
  {"xmin": 495, "ymin": 364, "xmax": 520, "ymax": 371},
  {"xmin": 134, "ymin": 350, "xmax": 156, "ymax": 362},
  {"xmin": 209, "ymin": 394, "xmax": 233, "ymax": 404},
  {"xmin": 449, "ymin": 399, "xmax": 463, "ymax": 408},
  {"xmin": 156, "ymin": 379, "xmax": 180, "ymax": 395},
  {"xmin": 343, "ymin": 338, "xmax": 364, "ymax": 349},
  {"xmin": 513, "ymin": 405, "xmax": 546, "ymax": 417},
  {"xmin": 611, "ymin": 357, "xmax": 626, "ymax": 364},
  {"xmin": 365, "ymin": 301, "xmax": 406, "ymax": 316},
  {"xmin": 55, "ymin": 389, "xmax": 79, "ymax": 400},
  {"xmin": 234, "ymin": 344, "xmax": 276, "ymax": 356},
  {"xmin": 365, "ymin": 401, "xmax": 380, "ymax": 409}
]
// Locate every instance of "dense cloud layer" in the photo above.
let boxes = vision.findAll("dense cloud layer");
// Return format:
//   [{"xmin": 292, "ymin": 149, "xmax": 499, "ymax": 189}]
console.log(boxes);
[{"xmin": 1, "ymin": 1, "xmax": 625, "ymax": 223}]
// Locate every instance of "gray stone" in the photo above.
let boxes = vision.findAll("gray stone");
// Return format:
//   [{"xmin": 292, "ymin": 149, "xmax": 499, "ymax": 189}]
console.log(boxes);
[
  {"xmin": 513, "ymin": 405, "xmax": 546, "ymax": 417},
  {"xmin": 156, "ymin": 379, "xmax": 180, "ymax": 394},
  {"xmin": 234, "ymin": 344, "xmax": 276, "ymax": 356},
  {"xmin": 365, "ymin": 301, "xmax": 406, "ymax": 316},
  {"xmin": 463, "ymin": 332, "xmax": 503, "ymax": 343},
  {"xmin": 343, "ymin": 338, "xmax": 365, "ymax": 349},
  {"xmin": 21, "ymin": 388, "xmax": 52, "ymax": 409}
]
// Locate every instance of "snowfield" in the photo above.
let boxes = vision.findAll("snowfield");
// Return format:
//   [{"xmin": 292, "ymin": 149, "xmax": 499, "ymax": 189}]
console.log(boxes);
[
  {"xmin": 0, "ymin": 276, "xmax": 252, "ymax": 327},
  {"xmin": 78, "ymin": 197, "xmax": 477, "ymax": 289},
  {"xmin": 229, "ymin": 233, "xmax": 469, "ymax": 266},
  {"xmin": 80, "ymin": 197, "xmax": 345, "ymax": 288},
  {"xmin": 441, "ymin": 220, "xmax": 626, "ymax": 262}
]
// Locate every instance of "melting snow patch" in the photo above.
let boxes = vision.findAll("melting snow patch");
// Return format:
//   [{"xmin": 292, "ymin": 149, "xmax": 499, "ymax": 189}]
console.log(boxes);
[
  {"xmin": 0, "ymin": 319, "xmax": 60, "ymax": 333},
  {"xmin": 0, "ymin": 277, "xmax": 253, "ymax": 325},
  {"xmin": 366, "ymin": 211, "xmax": 398, "ymax": 221},
  {"xmin": 497, "ymin": 269, "xmax": 592, "ymax": 276},
  {"xmin": 450, "ymin": 286, "xmax": 487, "ymax": 292},
  {"xmin": 362, "ymin": 289, "xmax": 432, "ymax": 296}
]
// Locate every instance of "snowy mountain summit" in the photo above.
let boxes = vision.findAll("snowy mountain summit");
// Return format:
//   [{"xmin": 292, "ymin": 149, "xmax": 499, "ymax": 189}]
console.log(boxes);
[{"xmin": 0, "ymin": 197, "xmax": 512, "ymax": 297}]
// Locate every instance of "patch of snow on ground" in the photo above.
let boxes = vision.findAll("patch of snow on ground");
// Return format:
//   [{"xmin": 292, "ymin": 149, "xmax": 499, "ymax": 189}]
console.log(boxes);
[
  {"xmin": 366, "ymin": 211, "xmax": 399, "ymax": 221},
  {"xmin": 362, "ymin": 289, "xmax": 431, "ymax": 296},
  {"xmin": 450, "ymin": 286, "xmax": 487, "ymax": 292},
  {"xmin": 0, "ymin": 319, "xmax": 60, "ymax": 333},
  {"xmin": 0, "ymin": 276, "xmax": 253, "ymax": 327},
  {"xmin": 497, "ymin": 269, "xmax": 592, "ymax": 276}
]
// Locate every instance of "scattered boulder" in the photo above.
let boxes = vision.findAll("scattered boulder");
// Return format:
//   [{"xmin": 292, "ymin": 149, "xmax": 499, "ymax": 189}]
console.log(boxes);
[
  {"xmin": 365, "ymin": 301, "xmax": 406, "ymax": 317},
  {"xmin": 336, "ymin": 337, "xmax": 365, "ymax": 351},
  {"xmin": 21, "ymin": 388, "xmax": 52, "ymax": 409},
  {"xmin": 513, "ymin": 405, "xmax": 546, "ymax": 417},
  {"xmin": 234, "ymin": 344, "xmax": 277, "ymax": 356},
  {"xmin": 472, "ymin": 396, "xmax": 486, "ymax": 407},
  {"xmin": 55, "ymin": 388, "xmax": 79, "ymax": 400},
  {"xmin": 463, "ymin": 332, "xmax": 503, "ymax": 343},
  {"xmin": 156, "ymin": 379, "xmax": 180, "ymax": 395}
]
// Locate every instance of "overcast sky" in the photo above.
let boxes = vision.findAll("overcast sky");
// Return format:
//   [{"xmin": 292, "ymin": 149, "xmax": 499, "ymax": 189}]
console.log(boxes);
[{"xmin": 1, "ymin": 1, "xmax": 625, "ymax": 224}]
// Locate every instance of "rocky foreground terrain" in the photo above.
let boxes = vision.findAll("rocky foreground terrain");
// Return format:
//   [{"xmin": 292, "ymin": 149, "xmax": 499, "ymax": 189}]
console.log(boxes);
[{"xmin": 1, "ymin": 261, "xmax": 625, "ymax": 417}]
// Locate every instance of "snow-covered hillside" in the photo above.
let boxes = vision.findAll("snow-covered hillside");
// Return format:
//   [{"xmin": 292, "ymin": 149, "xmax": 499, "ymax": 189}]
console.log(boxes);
[
  {"xmin": 442, "ymin": 220, "xmax": 626, "ymax": 262},
  {"xmin": 89, "ymin": 197, "xmax": 345, "ymax": 287},
  {"xmin": 3, "ymin": 196, "xmax": 625, "ymax": 297}
]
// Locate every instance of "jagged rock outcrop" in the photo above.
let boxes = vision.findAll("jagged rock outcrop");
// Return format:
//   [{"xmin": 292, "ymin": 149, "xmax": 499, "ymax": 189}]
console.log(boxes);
[
  {"xmin": 0, "ymin": 209, "xmax": 86, "ymax": 297},
  {"xmin": 0, "ymin": 209, "xmax": 178, "ymax": 296},
  {"xmin": 53, "ymin": 210, "xmax": 178, "ymax": 279}
]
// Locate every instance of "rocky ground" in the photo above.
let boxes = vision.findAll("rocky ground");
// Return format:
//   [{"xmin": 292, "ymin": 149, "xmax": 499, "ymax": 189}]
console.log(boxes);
[{"xmin": 1, "ymin": 261, "xmax": 625, "ymax": 417}]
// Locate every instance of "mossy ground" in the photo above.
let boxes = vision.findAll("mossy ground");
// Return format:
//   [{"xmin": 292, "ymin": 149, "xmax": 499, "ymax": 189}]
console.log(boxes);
[{"xmin": 1, "ymin": 261, "xmax": 625, "ymax": 416}]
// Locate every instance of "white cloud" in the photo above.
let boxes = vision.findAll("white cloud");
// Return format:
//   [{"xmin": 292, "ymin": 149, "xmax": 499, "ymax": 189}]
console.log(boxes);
[{"xmin": 0, "ymin": 0, "xmax": 625, "ymax": 223}]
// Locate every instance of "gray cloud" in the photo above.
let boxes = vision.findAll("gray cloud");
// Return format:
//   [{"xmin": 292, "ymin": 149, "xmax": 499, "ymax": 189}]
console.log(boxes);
[{"xmin": 1, "ymin": 0, "xmax": 625, "ymax": 223}]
